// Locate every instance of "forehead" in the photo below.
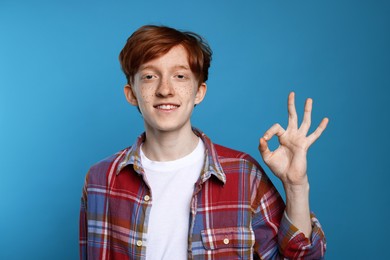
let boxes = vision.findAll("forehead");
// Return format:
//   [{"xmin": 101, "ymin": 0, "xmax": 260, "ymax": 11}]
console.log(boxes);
[{"xmin": 139, "ymin": 45, "xmax": 190, "ymax": 71}]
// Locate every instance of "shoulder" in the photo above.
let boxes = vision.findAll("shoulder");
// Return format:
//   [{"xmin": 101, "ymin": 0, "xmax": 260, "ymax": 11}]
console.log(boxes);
[
  {"xmin": 213, "ymin": 144, "xmax": 279, "ymax": 207},
  {"xmin": 212, "ymin": 143, "xmax": 277, "ymax": 207},
  {"xmin": 214, "ymin": 144, "xmax": 267, "ymax": 181},
  {"xmin": 86, "ymin": 147, "xmax": 131, "ymax": 184},
  {"xmin": 214, "ymin": 143, "xmax": 260, "ymax": 166}
]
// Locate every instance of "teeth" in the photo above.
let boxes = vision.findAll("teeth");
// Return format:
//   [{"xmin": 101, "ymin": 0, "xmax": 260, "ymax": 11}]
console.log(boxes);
[{"xmin": 157, "ymin": 104, "xmax": 178, "ymax": 110}]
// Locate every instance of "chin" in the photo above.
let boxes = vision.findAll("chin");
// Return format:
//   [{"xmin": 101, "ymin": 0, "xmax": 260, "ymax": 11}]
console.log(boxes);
[{"xmin": 147, "ymin": 121, "xmax": 190, "ymax": 133}]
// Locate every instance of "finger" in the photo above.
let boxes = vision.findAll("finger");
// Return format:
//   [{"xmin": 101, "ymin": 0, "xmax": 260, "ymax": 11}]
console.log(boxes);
[
  {"xmin": 287, "ymin": 92, "xmax": 298, "ymax": 130},
  {"xmin": 299, "ymin": 98, "xmax": 313, "ymax": 134},
  {"xmin": 258, "ymin": 137, "xmax": 272, "ymax": 161},
  {"xmin": 263, "ymin": 123, "xmax": 285, "ymax": 141},
  {"xmin": 307, "ymin": 117, "xmax": 329, "ymax": 145}
]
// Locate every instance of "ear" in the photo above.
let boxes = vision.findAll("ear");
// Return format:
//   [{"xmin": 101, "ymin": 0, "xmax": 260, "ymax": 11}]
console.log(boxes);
[
  {"xmin": 124, "ymin": 84, "xmax": 138, "ymax": 106},
  {"xmin": 194, "ymin": 82, "xmax": 207, "ymax": 105}
]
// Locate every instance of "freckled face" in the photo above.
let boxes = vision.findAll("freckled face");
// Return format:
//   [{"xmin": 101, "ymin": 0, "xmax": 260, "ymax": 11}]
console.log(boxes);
[{"xmin": 125, "ymin": 45, "xmax": 206, "ymax": 133}]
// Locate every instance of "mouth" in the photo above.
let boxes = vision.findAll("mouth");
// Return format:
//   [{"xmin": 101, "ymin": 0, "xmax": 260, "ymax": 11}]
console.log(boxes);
[{"xmin": 154, "ymin": 104, "xmax": 180, "ymax": 111}]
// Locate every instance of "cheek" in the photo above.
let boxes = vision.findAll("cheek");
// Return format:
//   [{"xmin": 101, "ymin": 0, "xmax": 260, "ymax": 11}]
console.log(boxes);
[
  {"xmin": 177, "ymin": 85, "xmax": 195, "ymax": 97},
  {"xmin": 141, "ymin": 94, "xmax": 151, "ymax": 102},
  {"xmin": 186, "ymin": 89, "xmax": 194, "ymax": 96},
  {"xmin": 139, "ymin": 90, "xmax": 155, "ymax": 104}
]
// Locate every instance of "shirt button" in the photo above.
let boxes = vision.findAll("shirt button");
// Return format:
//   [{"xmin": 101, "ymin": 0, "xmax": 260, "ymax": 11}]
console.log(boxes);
[
  {"xmin": 136, "ymin": 240, "xmax": 143, "ymax": 247},
  {"xmin": 144, "ymin": 195, "xmax": 150, "ymax": 201},
  {"xmin": 223, "ymin": 238, "xmax": 229, "ymax": 245}
]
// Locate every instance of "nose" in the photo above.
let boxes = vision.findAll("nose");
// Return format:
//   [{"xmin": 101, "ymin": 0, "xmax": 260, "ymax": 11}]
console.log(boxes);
[{"xmin": 156, "ymin": 78, "xmax": 174, "ymax": 97}]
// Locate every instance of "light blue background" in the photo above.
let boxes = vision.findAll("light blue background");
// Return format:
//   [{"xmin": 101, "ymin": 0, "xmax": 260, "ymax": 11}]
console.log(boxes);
[{"xmin": 1, "ymin": 0, "xmax": 389, "ymax": 259}]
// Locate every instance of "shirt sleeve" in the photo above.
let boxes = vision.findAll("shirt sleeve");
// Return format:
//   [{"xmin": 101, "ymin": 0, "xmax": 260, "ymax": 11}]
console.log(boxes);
[
  {"xmin": 79, "ymin": 172, "xmax": 89, "ymax": 260},
  {"xmin": 277, "ymin": 211, "xmax": 326, "ymax": 259},
  {"xmin": 251, "ymin": 167, "xmax": 326, "ymax": 259}
]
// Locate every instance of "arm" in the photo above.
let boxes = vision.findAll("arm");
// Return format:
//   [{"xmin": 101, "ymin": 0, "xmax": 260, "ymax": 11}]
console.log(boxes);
[
  {"xmin": 251, "ymin": 165, "xmax": 326, "ymax": 259},
  {"xmin": 79, "ymin": 172, "xmax": 89, "ymax": 260},
  {"xmin": 258, "ymin": 92, "xmax": 328, "ymax": 254}
]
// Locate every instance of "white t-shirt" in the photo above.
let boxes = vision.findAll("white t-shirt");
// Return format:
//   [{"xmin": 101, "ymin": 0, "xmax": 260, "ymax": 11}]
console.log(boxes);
[{"xmin": 141, "ymin": 139, "xmax": 205, "ymax": 260}]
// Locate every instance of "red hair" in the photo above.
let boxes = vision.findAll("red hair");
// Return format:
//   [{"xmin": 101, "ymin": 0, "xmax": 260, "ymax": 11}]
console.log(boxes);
[{"xmin": 119, "ymin": 25, "xmax": 212, "ymax": 85}]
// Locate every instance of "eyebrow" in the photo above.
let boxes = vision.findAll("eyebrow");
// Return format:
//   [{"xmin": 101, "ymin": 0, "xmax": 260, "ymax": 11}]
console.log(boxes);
[{"xmin": 139, "ymin": 64, "xmax": 190, "ymax": 71}]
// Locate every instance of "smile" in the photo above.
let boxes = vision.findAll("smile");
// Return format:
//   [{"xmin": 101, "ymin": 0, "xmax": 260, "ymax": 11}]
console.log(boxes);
[{"xmin": 154, "ymin": 104, "xmax": 180, "ymax": 110}]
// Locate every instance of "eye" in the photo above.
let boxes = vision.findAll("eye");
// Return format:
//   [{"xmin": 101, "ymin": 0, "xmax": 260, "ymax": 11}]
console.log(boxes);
[
  {"xmin": 142, "ymin": 74, "xmax": 155, "ymax": 80},
  {"xmin": 175, "ymin": 74, "xmax": 187, "ymax": 80}
]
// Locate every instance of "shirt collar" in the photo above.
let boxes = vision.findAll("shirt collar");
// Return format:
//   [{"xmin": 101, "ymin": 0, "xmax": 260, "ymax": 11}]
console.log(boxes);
[{"xmin": 116, "ymin": 128, "xmax": 226, "ymax": 184}]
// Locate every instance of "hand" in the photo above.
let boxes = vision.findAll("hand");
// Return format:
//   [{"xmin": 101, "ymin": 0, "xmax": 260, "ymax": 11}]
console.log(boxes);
[{"xmin": 258, "ymin": 92, "xmax": 329, "ymax": 187}]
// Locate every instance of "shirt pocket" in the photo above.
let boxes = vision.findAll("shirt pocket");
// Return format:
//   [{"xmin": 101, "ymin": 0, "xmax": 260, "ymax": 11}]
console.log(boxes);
[{"xmin": 201, "ymin": 227, "xmax": 255, "ymax": 250}]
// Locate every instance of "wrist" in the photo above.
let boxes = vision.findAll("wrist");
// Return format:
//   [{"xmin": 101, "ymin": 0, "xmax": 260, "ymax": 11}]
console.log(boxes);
[{"xmin": 284, "ymin": 180, "xmax": 310, "ymax": 200}]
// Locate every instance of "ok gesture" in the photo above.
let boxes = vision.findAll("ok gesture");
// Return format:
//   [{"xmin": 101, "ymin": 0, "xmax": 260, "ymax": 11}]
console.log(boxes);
[{"xmin": 259, "ymin": 92, "xmax": 329, "ymax": 186}]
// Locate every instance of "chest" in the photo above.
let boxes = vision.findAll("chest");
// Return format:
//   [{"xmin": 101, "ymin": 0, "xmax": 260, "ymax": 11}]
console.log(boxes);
[{"xmin": 86, "ymin": 167, "xmax": 255, "ymax": 259}]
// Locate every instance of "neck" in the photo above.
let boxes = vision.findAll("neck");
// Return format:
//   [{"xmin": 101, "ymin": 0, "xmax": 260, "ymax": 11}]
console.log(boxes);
[{"xmin": 142, "ymin": 125, "xmax": 199, "ymax": 161}]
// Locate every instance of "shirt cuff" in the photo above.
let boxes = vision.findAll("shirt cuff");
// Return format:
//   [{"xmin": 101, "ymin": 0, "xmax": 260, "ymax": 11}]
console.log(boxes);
[{"xmin": 278, "ymin": 211, "xmax": 326, "ymax": 259}]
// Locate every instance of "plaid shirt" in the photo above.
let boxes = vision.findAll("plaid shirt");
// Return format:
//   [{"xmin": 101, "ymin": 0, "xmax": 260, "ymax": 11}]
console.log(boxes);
[{"xmin": 80, "ymin": 129, "xmax": 326, "ymax": 259}]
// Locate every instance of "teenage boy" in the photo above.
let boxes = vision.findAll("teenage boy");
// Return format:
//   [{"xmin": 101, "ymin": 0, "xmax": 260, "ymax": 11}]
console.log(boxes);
[{"xmin": 80, "ymin": 25, "xmax": 328, "ymax": 259}]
